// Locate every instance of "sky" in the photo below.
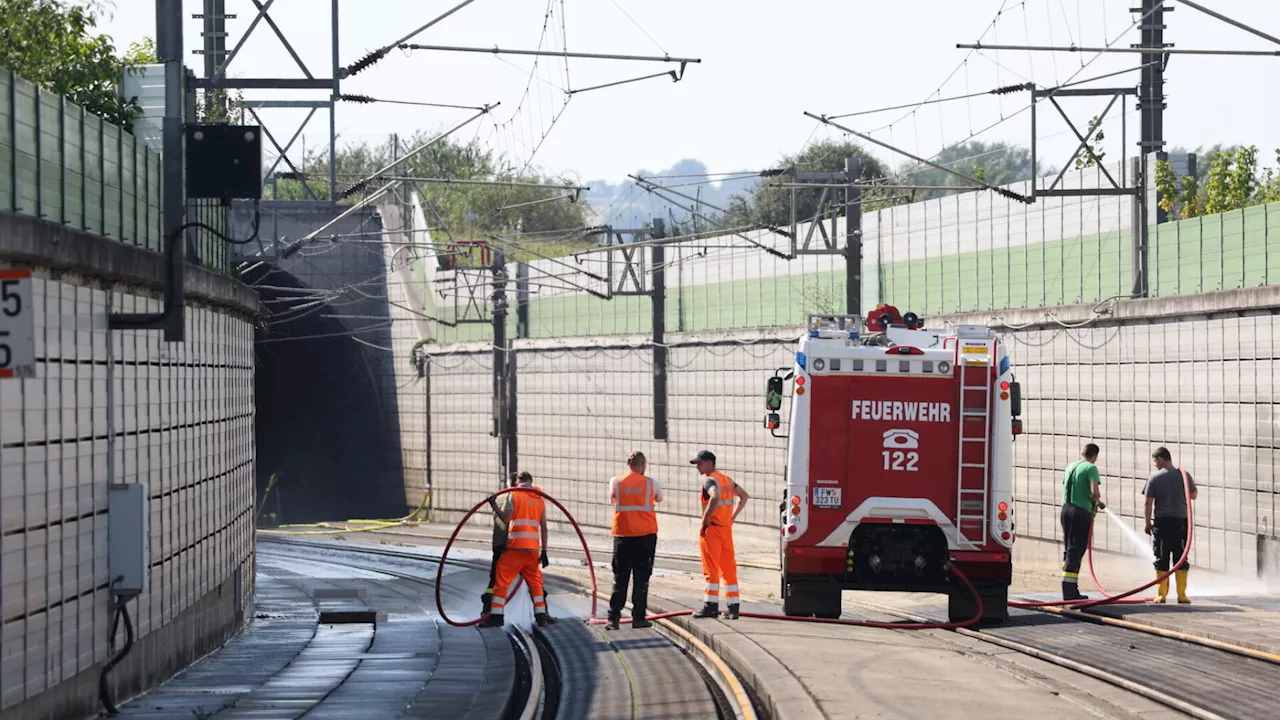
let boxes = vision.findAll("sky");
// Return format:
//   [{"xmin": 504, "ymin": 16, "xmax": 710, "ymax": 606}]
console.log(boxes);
[{"xmin": 94, "ymin": 0, "xmax": 1280, "ymax": 187}]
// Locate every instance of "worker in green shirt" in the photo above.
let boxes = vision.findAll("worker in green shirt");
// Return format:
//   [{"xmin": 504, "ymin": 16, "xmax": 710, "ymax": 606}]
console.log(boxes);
[
  {"xmin": 1060, "ymin": 443, "xmax": 1105, "ymax": 601},
  {"xmin": 481, "ymin": 473, "xmax": 519, "ymax": 615}
]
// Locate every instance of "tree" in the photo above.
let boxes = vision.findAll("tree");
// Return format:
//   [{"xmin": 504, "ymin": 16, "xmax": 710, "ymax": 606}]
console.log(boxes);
[
  {"xmin": 899, "ymin": 140, "xmax": 1046, "ymax": 199},
  {"xmin": 270, "ymin": 134, "xmax": 592, "ymax": 256},
  {"xmin": 0, "ymin": 0, "xmax": 153, "ymax": 129},
  {"xmin": 1155, "ymin": 145, "xmax": 1280, "ymax": 220},
  {"xmin": 742, "ymin": 139, "xmax": 899, "ymax": 229}
]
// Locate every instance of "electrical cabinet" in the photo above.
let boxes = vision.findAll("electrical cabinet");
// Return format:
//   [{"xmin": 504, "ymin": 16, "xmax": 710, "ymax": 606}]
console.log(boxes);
[{"xmin": 108, "ymin": 483, "xmax": 149, "ymax": 597}]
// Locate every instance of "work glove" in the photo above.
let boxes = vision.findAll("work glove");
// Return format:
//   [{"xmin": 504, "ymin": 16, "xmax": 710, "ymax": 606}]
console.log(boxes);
[{"xmin": 540, "ymin": 550, "xmax": 549, "ymax": 568}]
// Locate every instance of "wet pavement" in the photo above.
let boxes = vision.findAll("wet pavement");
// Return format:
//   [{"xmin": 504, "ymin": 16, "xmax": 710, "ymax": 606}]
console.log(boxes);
[{"xmin": 116, "ymin": 549, "xmax": 516, "ymax": 719}]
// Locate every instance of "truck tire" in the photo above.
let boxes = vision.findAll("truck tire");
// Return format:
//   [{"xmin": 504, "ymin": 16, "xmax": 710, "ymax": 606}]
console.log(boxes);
[{"xmin": 948, "ymin": 582, "xmax": 1009, "ymax": 625}]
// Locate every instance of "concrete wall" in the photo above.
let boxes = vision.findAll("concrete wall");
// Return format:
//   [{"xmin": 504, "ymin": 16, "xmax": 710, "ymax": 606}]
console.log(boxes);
[
  {"xmin": 0, "ymin": 212, "xmax": 257, "ymax": 719},
  {"xmin": 409, "ymin": 287, "xmax": 1280, "ymax": 581}
]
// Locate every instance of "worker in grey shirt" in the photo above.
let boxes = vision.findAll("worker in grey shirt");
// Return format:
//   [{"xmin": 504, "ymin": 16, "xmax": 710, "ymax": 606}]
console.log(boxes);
[{"xmin": 1143, "ymin": 447, "xmax": 1198, "ymax": 604}]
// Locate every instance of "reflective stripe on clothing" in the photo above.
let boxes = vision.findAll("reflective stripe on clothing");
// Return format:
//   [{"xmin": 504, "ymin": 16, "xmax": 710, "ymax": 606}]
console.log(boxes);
[
  {"xmin": 612, "ymin": 471, "xmax": 659, "ymax": 537},
  {"xmin": 490, "ymin": 548, "xmax": 544, "ymax": 617},
  {"xmin": 506, "ymin": 488, "xmax": 545, "ymax": 551},
  {"xmin": 699, "ymin": 524, "xmax": 738, "ymax": 606},
  {"xmin": 700, "ymin": 471, "xmax": 737, "ymax": 527}
]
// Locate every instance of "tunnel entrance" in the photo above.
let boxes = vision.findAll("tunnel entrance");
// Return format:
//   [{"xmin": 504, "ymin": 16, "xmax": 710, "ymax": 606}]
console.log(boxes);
[{"xmin": 245, "ymin": 263, "xmax": 402, "ymax": 524}]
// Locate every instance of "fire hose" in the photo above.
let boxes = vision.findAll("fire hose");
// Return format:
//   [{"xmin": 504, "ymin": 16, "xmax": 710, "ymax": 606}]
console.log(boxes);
[
  {"xmin": 434, "ymin": 487, "xmax": 987, "ymax": 630},
  {"xmin": 1009, "ymin": 467, "xmax": 1195, "ymax": 610}
]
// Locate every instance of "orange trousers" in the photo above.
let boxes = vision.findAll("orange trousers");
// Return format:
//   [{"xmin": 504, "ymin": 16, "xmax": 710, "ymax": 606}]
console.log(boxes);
[
  {"xmin": 699, "ymin": 525, "xmax": 739, "ymax": 606},
  {"xmin": 490, "ymin": 548, "xmax": 546, "ymax": 616}
]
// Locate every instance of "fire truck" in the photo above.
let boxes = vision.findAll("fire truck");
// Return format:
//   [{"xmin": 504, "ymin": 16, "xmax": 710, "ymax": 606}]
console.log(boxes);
[{"xmin": 764, "ymin": 307, "xmax": 1023, "ymax": 623}]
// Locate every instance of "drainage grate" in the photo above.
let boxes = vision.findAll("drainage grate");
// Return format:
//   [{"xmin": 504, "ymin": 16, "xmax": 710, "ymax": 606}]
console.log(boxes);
[{"xmin": 318, "ymin": 610, "xmax": 386, "ymax": 624}]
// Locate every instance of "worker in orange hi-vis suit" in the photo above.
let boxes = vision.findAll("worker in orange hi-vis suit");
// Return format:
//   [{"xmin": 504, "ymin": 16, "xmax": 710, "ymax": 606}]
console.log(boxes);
[
  {"xmin": 480, "ymin": 472, "xmax": 557, "ymax": 628},
  {"xmin": 691, "ymin": 450, "xmax": 750, "ymax": 620}
]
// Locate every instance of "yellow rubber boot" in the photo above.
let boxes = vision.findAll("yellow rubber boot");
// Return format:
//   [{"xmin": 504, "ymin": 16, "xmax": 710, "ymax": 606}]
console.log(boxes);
[
  {"xmin": 1175, "ymin": 570, "xmax": 1190, "ymax": 604},
  {"xmin": 1156, "ymin": 574, "xmax": 1169, "ymax": 603}
]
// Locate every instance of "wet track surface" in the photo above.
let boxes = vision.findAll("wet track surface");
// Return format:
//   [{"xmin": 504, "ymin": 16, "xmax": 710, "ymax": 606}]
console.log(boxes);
[{"xmin": 117, "ymin": 539, "xmax": 731, "ymax": 719}]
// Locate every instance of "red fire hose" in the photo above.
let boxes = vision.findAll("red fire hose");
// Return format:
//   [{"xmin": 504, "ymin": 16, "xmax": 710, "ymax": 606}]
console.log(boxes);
[
  {"xmin": 434, "ymin": 487, "xmax": 598, "ymax": 627},
  {"xmin": 436, "ymin": 487, "xmax": 987, "ymax": 630},
  {"xmin": 1009, "ymin": 468, "xmax": 1195, "ymax": 610}
]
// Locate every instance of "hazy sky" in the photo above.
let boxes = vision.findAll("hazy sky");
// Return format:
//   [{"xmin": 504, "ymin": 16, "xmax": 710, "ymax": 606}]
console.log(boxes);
[{"xmin": 97, "ymin": 1, "xmax": 1280, "ymax": 184}]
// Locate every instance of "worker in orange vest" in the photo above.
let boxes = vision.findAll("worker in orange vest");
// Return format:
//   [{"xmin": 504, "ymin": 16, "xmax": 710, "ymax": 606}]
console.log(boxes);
[
  {"xmin": 606, "ymin": 451, "xmax": 663, "ymax": 630},
  {"xmin": 480, "ymin": 472, "xmax": 556, "ymax": 628},
  {"xmin": 691, "ymin": 450, "xmax": 749, "ymax": 619}
]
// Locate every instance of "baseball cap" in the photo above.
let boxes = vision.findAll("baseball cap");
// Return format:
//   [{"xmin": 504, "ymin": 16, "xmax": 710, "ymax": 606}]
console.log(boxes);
[{"xmin": 690, "ymin": 450, "xmax": 716, "ymax": 464}]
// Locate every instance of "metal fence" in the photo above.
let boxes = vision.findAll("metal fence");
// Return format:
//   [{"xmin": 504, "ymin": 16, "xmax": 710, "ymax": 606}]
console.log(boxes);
[
  {"xmin": 0, "ymin": 67, "xmax": 228, "ymax": 273},
  {"xmin": 403, "ymin": 159, "xmax": 1280, "ymax": 345}
]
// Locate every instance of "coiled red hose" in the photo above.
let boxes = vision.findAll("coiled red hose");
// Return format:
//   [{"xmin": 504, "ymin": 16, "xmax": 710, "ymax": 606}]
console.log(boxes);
[
  {"xmin": 1009, "ymin": 468, "xmax": 1194, "ymax": 610},
  {"xmin": 435, "ymin": 487, "xmax": 598, "ymax": 627},
  {"xmin": 440, "ymin": 489, "xmax": 985, "ymax": 629}
]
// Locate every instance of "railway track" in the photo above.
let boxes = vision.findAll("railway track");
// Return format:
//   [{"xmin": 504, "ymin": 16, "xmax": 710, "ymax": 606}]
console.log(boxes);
[
  {"xmin": 847, "ymin": 597, "xmax": 1280, "ymax": 720},
  {"xmin": 258, "ymin": 534, "xmax": 1280, "ymax": 719},
  {"xmin": 258, "ymin": 536, "xmax": 755, "ymax": 720}
]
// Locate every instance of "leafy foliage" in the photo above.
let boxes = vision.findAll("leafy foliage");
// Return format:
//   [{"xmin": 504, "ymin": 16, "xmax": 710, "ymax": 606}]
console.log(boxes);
[
  {"xmin": 0, "ymin": 0, "xmax": 153, "ymax": 129},
  {"xmin": 900, "ymin": 140, "xmax": 1046, "ymax": 199},
  {"xmin": 270, "ymin": 134, "xmax": 592, "ymax": 256},
  {"xmin": 732, "ymin": 139, "xmax": 899, "ymax": 229},
  {"xmin": 1072, "ymin": 115, "xmax": 1106, "ymax": 170},
  {"xmin": 1155, "ymin": 145, "xmax": 1280, "ymax": 220}
]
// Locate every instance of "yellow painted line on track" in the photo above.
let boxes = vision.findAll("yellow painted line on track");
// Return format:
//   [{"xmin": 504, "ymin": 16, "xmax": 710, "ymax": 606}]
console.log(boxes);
[{"xmin": 654, "ymin": 618, "xmax": 757, "ymax": 720}]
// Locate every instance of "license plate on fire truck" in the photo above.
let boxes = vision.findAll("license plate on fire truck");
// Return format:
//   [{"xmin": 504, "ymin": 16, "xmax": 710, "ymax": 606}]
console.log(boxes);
[{"xmin": 812, "ymin": 487, "xmax": 842, "ymax": 509}]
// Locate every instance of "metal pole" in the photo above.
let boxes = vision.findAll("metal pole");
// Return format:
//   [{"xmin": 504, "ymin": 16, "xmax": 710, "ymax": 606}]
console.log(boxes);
[
  {"xmin": 491, "ymin": 248, "xmax": 507, "ymax": 444},
  {"xmin": 1131, "ymin": 156, "xmax": 1149, "ymax": 298},
  {"xmin": 1139, "ymin": 0, "xmax": 1166, "ymax": 157},
  {"xmin": 506, "ymin": 342, "xmax": 518, "ymax": 478},
  {"xmin": 515, "ymin": 261, "xmax": 530, "ymax": 339},
  {"xmin": 845, "ymin": 156, "xmax": 862, "ymax": 316},
  {"xmin": 201, "ymin": 0, "xmax": 228, "ymax": 117},
  {"xmin": 159, "ymin": 0, "xmax": 185, "ymax": 341},
  {"xmin": 651, "ymin": 219, "xmax": 668, "ymax": 441},
  {"xmin": 330, "ymin": 0, "xmax": 339, "ymax": 202},
  {"xmin": 423, "ymin": 357, "xmax": 433, "ymax": 519}
]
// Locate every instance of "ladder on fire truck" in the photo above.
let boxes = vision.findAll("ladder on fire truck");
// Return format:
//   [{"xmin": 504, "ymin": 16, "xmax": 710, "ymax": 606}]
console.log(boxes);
[{"xmin": 956, "ymin": 337, "xmax": 993, "ymax": 547}]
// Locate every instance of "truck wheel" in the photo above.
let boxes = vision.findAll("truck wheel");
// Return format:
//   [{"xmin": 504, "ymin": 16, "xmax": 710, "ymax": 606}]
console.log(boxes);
[
  {"xmin": 948, "ymin": 582, "xmax": 1009, "ymax": 625},
  {"xmin": 980, "ymin": 584, "xmax": 1009, "ymax": 624}
]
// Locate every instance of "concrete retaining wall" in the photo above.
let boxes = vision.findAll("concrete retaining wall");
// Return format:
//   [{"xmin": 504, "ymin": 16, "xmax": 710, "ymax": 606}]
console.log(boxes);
[
  {"xmin": 409, "ymin": 288, "xmax": 1280, "ymax": 581},
  {"xmin": 0, "ymin": 213, "xmax": 257, "ymax": 719}
]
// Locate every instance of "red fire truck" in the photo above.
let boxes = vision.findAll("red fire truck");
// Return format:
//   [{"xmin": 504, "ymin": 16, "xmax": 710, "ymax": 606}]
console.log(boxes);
[{"xmin": 763, "ymin": 308, "xmax": 1022, "ymax": 623}]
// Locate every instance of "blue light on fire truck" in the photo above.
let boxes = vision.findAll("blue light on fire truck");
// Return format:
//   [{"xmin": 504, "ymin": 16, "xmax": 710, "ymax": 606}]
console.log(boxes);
[
  {"xmin": 796, "ymin": 351, "xmax": 807, "ymax": 369},
  {"xmin": 999, "ymin": 355, "xmax": 1010, "ymax": 375}
]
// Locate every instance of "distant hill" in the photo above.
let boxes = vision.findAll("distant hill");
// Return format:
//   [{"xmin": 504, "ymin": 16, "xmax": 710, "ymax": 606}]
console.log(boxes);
[{"xmin": 585, "ymin": 158, "xmax": 761, "ymax": 229}]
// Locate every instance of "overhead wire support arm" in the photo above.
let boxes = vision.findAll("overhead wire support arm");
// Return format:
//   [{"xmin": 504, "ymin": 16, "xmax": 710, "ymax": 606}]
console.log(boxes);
[
  {"xmin": 629, "ymin": 175, "xmax": 795, "ymax": 239},
  {"xmin": 337, "ymin": 105, "xmax": 496, "ymax": 199},
  {"xmin": 826, "ymin": 82, "xmax": 1032, "ymax": 120},
  {"xmin": 568, "ymin": 66, "xmax": 685, "ymax": 96},
  {"xmin": 957, "ymin": 42, "xmax": 1280, "ymax": 57},
  {"xmin": 398, "ymin": 44, "xmax": 702, "ymax": 64},
  {"xmin": 801, "ymin": 112, "xmax": 1034, "ymax": 205},
  {"xmin": 345, "ymin": 0, "xmax": 481, "ymax": 77},
  {"xmin": 629, "ymin": 179, "xmax": 791, "ymax": 260},
  {"xmin": 1175, "ymin": 1, "xmax": 1280, "ymax": 48},
  {"xmin": 370, "ymin": 176, "xmax": 589, "ymax": 192}
]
